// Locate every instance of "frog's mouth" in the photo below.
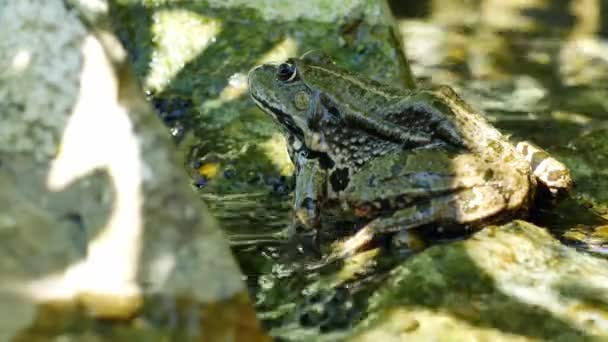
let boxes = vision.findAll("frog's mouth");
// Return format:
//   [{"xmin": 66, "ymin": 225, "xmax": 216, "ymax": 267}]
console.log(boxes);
[{"xmin": 250, "ymin": 93, "xmax": 306, "ymax": 142}]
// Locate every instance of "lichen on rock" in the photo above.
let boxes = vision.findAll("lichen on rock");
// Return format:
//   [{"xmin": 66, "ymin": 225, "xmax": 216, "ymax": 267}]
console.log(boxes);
[
  {"xmin": 0, "ymin": 0, "xmax": 86, "ymax": 159},
  {"xmin": 0, "ymin": 0, "xmax": 264, "ymax": 340}
]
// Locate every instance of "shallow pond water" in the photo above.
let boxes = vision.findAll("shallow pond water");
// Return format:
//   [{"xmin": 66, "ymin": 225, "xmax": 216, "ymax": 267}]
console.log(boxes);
[{"xmin": 112, "ymin": 0, "xmax": 608, "ymax": 340}]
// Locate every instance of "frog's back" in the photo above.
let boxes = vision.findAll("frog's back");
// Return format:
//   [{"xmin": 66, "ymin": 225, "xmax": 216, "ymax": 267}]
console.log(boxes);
[{"xmin": 428, "ymin": 86, "xmax": 572, "ymax": 194}]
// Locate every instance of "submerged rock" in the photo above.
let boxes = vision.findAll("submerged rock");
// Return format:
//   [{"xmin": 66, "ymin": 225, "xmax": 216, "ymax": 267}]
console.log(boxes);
[
  {"xmin": 354, "ymin": 221, "xmax": 608, "ymax": 341},
  {"xmin": 0, "ymin": 0, "xmax": 266, "ymax": 340}
]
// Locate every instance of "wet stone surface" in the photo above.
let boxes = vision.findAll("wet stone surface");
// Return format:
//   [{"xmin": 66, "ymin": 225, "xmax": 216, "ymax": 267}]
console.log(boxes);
[{"xmin": 0, "ymin": 0, "xmax": 267, "ymax": 340}]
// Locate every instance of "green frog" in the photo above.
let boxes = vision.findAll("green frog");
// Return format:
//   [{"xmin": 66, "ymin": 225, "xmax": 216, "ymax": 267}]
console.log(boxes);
[{"xmin": 248, "ymin": 51, "xmax": 572, "ymax": 256}]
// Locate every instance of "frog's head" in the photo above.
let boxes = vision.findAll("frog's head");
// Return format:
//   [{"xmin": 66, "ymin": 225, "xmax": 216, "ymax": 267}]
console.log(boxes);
[
  {"xmin": 248, "ymin": 52, "xmax": 323, "ymax": 141},
  {"xmin": 248, "ymin": 51, "xmax": 344, "ymax": 150}
]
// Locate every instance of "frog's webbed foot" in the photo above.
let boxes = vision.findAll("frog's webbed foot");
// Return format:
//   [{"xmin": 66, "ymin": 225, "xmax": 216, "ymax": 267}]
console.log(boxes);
[
  {"xmin": 288, "ymin": 224, "xmax": 322, "ymax": 260},
  {"xmin": 294, "ymin": 197, "xmax": 321, "ymax": 230},
  {"xmin": 515, "ymin": 141, "xmax": 573, "ymax": 195},
  {"xmin": 333, "ymin": 227, "xmax": 426, "ymax": 259},
  {"xmin": 291, "ymin": 195, "xmax": 322, "ymax": 254}
]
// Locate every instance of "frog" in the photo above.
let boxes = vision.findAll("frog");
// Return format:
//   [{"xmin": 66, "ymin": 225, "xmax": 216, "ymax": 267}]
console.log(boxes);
[{"xmin": 248, "ymin": 51, "xmax": 572, "ymax": 257}]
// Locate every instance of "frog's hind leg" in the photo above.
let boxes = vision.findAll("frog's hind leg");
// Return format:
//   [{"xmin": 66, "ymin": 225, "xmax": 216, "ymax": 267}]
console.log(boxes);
[
  {"xmin": 515, "ymin": 141, "xmax": 573, "ymax": 194},
  {"xmin": 333, "ymin": 185, "xmax": 510, "ymax": 258}
]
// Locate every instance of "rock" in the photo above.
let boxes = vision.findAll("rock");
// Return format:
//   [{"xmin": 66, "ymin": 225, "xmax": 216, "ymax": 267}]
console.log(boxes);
[
  {"xmin": 0, "ymin": 0, "xmax": 266, "ymax": 340},
  {"xmin": 353, "ymin": 221, "xmax": 608, "ymax": 341}
]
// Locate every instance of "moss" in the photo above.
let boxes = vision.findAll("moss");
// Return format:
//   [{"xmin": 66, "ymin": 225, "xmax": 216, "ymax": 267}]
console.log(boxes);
[{"xmin": 356, "ymin": 222, "xmax": 605, "ymax": 341}]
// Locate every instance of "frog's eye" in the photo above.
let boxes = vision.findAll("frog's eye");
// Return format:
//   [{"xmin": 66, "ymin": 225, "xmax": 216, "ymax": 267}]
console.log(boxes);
[{"xmin": 277, "ymin": 62, "xmax": 298, "ymax": 82}]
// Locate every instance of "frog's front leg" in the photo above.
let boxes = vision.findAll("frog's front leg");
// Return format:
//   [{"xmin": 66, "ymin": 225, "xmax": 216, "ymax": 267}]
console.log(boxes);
[{"xmin": 292, "ymin": 156, "xmax": 327, "ymax": 231}]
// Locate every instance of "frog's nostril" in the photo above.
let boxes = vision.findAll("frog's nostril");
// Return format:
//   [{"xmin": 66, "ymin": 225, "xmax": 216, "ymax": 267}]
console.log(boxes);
[
  {"xmin": 247, "ymin": 66, "xmax": 263, "ymax": 89},
  {"xmin": 247, "ymin": 65, "xmax": 261, "ymax": 79},
  {"xmin": 248, "ymin": 64, "xmax": 275, "ymax": 84}
]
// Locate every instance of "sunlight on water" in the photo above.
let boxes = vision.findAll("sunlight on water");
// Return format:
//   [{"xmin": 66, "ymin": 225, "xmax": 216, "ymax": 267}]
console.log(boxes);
[
  {"xmin": 259, "ymin": 133, "xmax": 294, "ymax": 177},
  {"xmin": 256, "ymin": 36, "xmax": 298, "ymax": 64},
  {"xmin": 146, "ymin": 9, "xmax": 222, "ymax": 91}
]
